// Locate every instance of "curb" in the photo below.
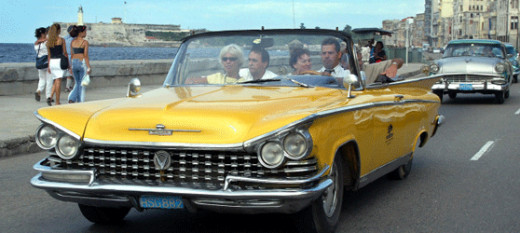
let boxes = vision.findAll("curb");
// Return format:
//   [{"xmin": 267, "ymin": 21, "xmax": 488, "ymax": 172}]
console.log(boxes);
[{"xmin": 0, "ymin": 135, "xmax": 41, "ymax": 158}]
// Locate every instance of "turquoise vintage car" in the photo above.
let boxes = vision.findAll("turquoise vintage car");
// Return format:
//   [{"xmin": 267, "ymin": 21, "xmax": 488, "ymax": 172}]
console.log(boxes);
[
  {"xmin": 430, "ymin": 39, "xmax": 513, "ymax": 103},
  {"xmin": 31, "ymin": 29, "xmax": 443, "ymax": 233}
]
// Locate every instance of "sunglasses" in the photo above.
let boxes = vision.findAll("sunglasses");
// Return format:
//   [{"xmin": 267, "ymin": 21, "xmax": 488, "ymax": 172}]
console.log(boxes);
[{"xmin": 222, "ymin": 57, "xmax": 238, "ymax": 62}]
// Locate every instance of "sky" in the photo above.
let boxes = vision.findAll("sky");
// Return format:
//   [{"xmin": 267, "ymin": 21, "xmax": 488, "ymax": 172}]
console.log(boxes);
[{"xmin": 0, "ymin": 0, "xmax": 425, "ymax": 44}]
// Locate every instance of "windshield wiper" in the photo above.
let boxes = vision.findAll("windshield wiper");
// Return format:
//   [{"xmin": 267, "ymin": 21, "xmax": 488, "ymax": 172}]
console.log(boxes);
[
  {"xmin": 237, "ymin": 78, "xmax": 281, "ymax": 84},
  {"xmin": 288, "ymin": 78, "xmax": 311, "ymax": 88}
]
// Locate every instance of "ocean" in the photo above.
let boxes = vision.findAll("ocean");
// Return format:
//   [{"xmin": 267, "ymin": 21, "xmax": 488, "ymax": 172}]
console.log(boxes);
[{"xmin": 0, "ymin": 43, "xmax": 178, "ymax": 63}]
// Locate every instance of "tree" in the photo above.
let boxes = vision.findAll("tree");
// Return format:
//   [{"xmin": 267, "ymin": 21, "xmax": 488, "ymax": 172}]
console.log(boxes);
[
  {"xmin": 343, "ymin": 24, "xmax": 352, "ymax": 34},
  {"xmin": 300, "ymin": 23, "xmax": 306, "ymax": 29}
]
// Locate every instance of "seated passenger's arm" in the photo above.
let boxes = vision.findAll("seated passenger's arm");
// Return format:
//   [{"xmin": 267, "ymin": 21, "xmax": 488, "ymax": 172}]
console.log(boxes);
[{"xmin": 185, "ymin": 77, "xmax": 208, "ymax": 84}]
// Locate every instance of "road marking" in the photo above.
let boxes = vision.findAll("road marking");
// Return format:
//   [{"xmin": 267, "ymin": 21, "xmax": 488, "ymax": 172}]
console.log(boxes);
[
  {"xmin": 515, "ymin": 108, "xmax": 520, "ymax": 115},
  {"xmin": 470, "ymin": 141, "xmax": 495, "ymax": 161}
]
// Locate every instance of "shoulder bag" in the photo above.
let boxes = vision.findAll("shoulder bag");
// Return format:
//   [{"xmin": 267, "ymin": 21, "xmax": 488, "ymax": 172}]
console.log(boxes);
[
  {"xmin": 35, "ymin": 44, "xmax": 48, "ymax": 69},
  {"xmin": 60, "ymin": 54, "xmax": 69, "ymax": 69}
]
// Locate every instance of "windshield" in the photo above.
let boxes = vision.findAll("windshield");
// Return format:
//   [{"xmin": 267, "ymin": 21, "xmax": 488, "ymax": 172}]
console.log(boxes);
[
  {"xmin": 163, "ymin": 31, "xmax": 357, "ymax": 89},
  {"xmin": 443, "ymin": 43, "xmax": 505, "ymax": 58}
]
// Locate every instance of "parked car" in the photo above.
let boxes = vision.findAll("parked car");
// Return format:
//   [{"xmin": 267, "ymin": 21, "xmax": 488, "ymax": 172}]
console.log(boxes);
[
  {"xmin": 504, "ymin": 43, "xmax": 519, "ymax": 83},
  {"xmin": 30, "ymin": 29, "xmax": 444, "ymax": 233},
  {"xmin": 429, "ymin": 39, "xmax": 513, "ymax": 103}
]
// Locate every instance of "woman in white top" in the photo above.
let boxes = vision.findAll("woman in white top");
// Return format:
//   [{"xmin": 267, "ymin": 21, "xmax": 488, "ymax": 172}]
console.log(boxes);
[{"xmin": 34, "ymin": 27, "xmax": 53, "ymax": 104}]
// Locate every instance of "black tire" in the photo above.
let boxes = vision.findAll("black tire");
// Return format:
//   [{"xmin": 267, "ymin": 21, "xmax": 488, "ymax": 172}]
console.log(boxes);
[
  {"xmin": 389, "ymin": 156, "xmax": 413, "ymax": 180},
  {"xmin": 505, "ymin": 90, "xmax": 510, "ymax": 99},
  {"xmin": 495, "ymin": 91, "xmax": 505, "ymax": 104},
  {"xmin": 448, "ymin": 92, "xmax": 457, "ymax": 99},
  {"xmin": 513, "ymin": 75, "xmax": 518, "ymax": 83},
  {"xmin": 78, "ymin": 204, "xmax": 131, "ymax": 224},
  {"xmin": 296, "ymin": 156, "xmax": 344, "ymax": 233},
  {"xmin": 433, "ymin": 90, "xmax": 443, "ymax": 102}
]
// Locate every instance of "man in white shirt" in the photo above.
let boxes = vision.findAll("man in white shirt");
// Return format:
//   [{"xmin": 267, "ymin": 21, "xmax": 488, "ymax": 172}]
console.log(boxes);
[
  {"xmin": 239, "ymin": 46, "xmax": 277, "ymax": 81},
  {"xmin": 317, "ymin": 38, "xmax": 350, "ymax": 79}
]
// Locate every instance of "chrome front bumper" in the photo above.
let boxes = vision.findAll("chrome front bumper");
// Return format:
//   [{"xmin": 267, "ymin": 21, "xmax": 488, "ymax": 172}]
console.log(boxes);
[
  {"xmin": 432, "ymin": 81, "xmax": 508, "ymax": 92},
  {"xmin": 30, "ymin": 159, "xmax": 332, "ymax": 214}
]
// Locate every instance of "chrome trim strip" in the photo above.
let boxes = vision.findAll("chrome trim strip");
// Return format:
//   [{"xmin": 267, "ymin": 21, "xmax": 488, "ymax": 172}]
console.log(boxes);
[
  {"xmin": 365, "ymin": 75, "xmax": 442, "ymax": 90},
  {"xmin": 244, "ymin": 99, "xmax": 437, "ymax": 148},
  {"xmin": 33, "ymin": 159, "xmax": 95, "ymax": 185},
  {"xmin": 223, "ymin": 164, "xmax": 330, "ymax": 190},
  {"xmin": 31, "ymin": 174, "xmax": 332, "ymax": 200},
  {"xmin": 82, "ymin": 138, "xmax": 245, "ymax": 151},
  {"xmin": 34, "ymin": 112, "xmax": 81, "ymax": 140},
  {"xmin": 357, "ymin": 152, "xmax": 412, "ymax": 189}
]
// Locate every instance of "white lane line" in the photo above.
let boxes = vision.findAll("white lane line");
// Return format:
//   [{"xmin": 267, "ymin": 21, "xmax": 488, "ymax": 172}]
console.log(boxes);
[
  {"xmin": 515, "ymin": 108, "xmax": 520, "ymax": 115},
  {"xmin": 470, "ymin": 141, "xmax": 495, "ymax": 161}
]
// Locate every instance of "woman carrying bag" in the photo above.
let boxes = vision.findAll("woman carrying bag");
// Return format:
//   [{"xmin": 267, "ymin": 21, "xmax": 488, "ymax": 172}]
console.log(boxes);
[
  {"xmin": 68, "ymin": 25, "xmax": 91, "ymax": 103},
  {"xmin": 34, "ymin": 27, "xmax": 53, "ymax": 103},
  {"xmin": 46, "ymin": 23, "xmax": 71, "ymax": 105}
]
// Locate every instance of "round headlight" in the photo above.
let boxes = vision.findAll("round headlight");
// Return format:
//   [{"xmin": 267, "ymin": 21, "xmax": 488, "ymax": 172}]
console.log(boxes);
[
  {"xmin": 495, "ymin": 63, "xmax": 506, "ymax": 73},
  {"xmin": 259, "ymin": 142, "xmax": 285, "ymax": 168},
  {"xmin": 430, "ymin": 64, "xmax": 440, "ymax": 74},
  {"xmin": 36, "ymin": 124, "xmax": 58, "ymax": 150},
  {"xmin": 56, "ymin": 135, "xmax": 80, "ymax": 159},
  {"xmin": 283, "ymin": 133, "xmax": 308, "ymax": 160}
]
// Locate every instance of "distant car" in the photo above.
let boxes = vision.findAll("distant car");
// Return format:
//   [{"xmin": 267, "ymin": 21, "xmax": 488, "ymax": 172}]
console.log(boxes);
[
  {"xmin": 504, "ymin": 43, "xmax": 519, "ymax": 83},
  {"xmin": 31, "ymin": 29, "xmax": 444, "ymax": 233},
  {"xmin": 429, "ymin": 39, "xmax": 513, "ymax": 104}
]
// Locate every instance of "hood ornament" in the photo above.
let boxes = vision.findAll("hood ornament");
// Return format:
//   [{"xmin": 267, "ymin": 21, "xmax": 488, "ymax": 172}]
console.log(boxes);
[{"xmin": 129, "ymin": 124, "xmax": 201, "ymax": 136}]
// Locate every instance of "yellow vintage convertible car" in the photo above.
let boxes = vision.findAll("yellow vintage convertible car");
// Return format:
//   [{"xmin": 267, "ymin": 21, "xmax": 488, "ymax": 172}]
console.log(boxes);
[{"xmin": 31, "ymin": 29, "xmax": 443, "ymax": 233}]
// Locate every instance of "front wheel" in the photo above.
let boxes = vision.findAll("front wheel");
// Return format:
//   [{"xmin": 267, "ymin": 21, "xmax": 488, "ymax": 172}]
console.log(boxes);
[
  {"xmin": 78, "ymin": 204, "xmax": 131, "ymax": 224},
  {"xmin": 513, "ymin": 75, "xmax": 518, "ymax": 83},
  {"xmin": 296, "ymin": 156, "xmax": 344, "ymax": 233},
  {"xmin": 448, "ymin": 92, "xmax": 457, "ymax": 99},
  {"xmin": 495, "ymin": 91, "xmax": 505, "ymax": 104}
]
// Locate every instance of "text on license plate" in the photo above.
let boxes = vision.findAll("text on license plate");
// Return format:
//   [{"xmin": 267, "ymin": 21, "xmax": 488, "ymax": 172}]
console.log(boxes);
[
  {"xmin": 459, "ymin": 84, "xmax": 473, "ymax": 91},
  {"xmin": 139, "ymin": 195, "xmax": 184, "ymax": 209}
]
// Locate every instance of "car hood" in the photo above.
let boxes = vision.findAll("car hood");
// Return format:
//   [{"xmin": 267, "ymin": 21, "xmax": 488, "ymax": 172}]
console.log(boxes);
[
  {"xmin": 437, "ymin": 56, "xmax": 503, "ymax": 74},
  {"xmin": 37, "ymin": 86, "xmax": 345, "ymax": 145}
]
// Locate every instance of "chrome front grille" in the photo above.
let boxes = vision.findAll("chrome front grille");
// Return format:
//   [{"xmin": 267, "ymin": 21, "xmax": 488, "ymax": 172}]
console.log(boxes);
[
  {"xmin": 442, "ymin": 75, "xmax": 494, "ymax": 83},
  {"xmin": 51, "ymin": 147, "xmax": 318, "ymax": 189}
]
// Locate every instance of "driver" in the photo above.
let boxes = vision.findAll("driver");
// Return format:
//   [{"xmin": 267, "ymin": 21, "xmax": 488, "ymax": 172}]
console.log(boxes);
[
  {"xmin": 239, "ymin": 45, "xmax": 277, "ymax": 81},
  {"xmin": 317, "ymin": 37, "xmax": 349, "ymax": 78}
]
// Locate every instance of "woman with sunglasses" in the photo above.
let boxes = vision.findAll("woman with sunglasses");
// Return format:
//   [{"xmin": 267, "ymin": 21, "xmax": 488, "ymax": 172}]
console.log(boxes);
[
  {"xmin": 186, "ymin": 44, "xmax": 244, "ymax": 84},
  {"xmin": 67, "ymin": 25, "xmax": 91, "ymax": 103}
]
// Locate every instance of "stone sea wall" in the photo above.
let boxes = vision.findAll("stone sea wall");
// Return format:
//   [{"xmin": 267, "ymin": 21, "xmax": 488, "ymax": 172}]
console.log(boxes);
[{"xmin": 0, "ymin": 59, "xmax": 173, "ymax": 96}]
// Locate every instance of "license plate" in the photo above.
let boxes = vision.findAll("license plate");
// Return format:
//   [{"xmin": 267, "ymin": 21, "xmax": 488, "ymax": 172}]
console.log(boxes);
[
  {"xmin": 139, "ymin": 195, "xmax": 184, "ymax": 209},
  {"xmin": 459, "ymin": 84, "xmax": 473, "ymax": 91}
]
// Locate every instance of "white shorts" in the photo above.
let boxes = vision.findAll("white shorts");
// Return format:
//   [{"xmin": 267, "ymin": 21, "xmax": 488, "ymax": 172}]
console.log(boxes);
[{"xmin": 49, "ymin": 58, "xmax": 66, "ymax": 80}]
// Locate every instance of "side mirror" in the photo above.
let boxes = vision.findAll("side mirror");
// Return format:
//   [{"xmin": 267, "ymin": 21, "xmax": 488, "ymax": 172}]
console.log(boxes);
[
  {"xmin": 127, "ymin": 78, "xmax": 142, "ymax": 97},
  {"xmin": 507, "ymin": 54, "xmax": 513, "ymax": 59},
  {"xmin": 343, "ymin": 72, "xmax": 359, "ymax": 98}
]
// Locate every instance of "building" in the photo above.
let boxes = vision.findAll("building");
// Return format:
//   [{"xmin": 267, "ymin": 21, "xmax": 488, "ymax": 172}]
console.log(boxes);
[{"xmin": 58, "ymin": 6, "xmax": 203, "ymax": 47}]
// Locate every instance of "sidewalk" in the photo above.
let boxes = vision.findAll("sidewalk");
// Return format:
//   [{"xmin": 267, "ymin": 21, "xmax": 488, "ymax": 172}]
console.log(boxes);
[{"xmin": 0, "ymin": 63, "xmax": 425, "ymax": 158}]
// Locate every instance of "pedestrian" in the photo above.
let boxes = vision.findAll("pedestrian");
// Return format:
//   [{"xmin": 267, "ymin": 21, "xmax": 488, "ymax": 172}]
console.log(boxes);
[
  {"xmin": 63, "ymin": 25, "xmax": 75, "ymax": 92},
  {"xmin": 68, "ymin": 25, "xmax": 91, "ymax": 103},
  {"xmin": 46, "ymin": 23, "xmax": 71, "ymax": 105},
  {"xmin": 371, "ymin": 41, "xmax": 387, "ymax": 63},
  {"xmin": 34, "ymin": 27, "xmax": 53, "ymax": 103}
]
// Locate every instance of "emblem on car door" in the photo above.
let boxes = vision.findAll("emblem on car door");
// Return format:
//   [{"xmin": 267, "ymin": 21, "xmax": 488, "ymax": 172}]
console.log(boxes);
[{"xmin": 153, "ymin": 151, "xmax": 171, "ymax": 170}]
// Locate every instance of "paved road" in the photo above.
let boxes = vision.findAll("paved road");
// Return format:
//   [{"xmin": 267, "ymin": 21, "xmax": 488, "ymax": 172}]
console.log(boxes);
[{"xmin": 2, "ymin": 84, "xmax": 520, "ymax": 233}]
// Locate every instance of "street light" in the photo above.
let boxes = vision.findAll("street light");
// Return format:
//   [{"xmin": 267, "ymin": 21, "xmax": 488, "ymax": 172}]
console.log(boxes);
[{"xmin": 405, "ymin": 18, "xmax": 414, "ymax": 66}]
